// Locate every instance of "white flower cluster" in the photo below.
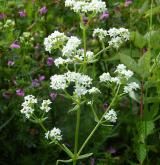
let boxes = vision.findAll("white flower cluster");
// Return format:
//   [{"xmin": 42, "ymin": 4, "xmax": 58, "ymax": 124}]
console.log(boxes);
[
  {"xmin": 93, "ymin": 28, "xmax": 108, "ymax": 41},
  {"xmin": 62, "ymin": 36, "xmax": 81, "ymax": 57},
  {"xmin": 45, "ymin": 127, "xmax": 62, "ymax": 141},
  {"xmin": 124, "ymin": 82, "xmax": 140, "ymax": 94},
  {"xmin": 100, "ymin": 64, "xmax": 133, "ymax": 84},
  {"xmin": 54, "ymin": 49, "xmax": 95, "ymax": 67},
  {"xmin": 40, "ymin": 99, "xmax": 52, "ymax": 112},
  {"xmin": 44, "ymin": 31, "xmax": 68, "ymax": 53},
  {"xmin": 21, "ymin": 95, "xmax": 37, "ymax": 118},
  {"xmin": 107, "ymin": 28, "xmax": 130, "ymax": 49},
  {"xmin": 104, "ymin": 109, "xmax": 117, "ymax": 123},
  {"xmin": 65, "ymin": 0, "xmax": 107, "ymax": 14},
  {"xmin": 50, "ymin": 71, "xmax": 100, "ymax": 97},
  {"xmin": 3, "ymin": 19, "xmax": 15, "ymax": 29},
  {"xmin": 20, "ymin": 32, "xmax": 34, "ymax": 45}
]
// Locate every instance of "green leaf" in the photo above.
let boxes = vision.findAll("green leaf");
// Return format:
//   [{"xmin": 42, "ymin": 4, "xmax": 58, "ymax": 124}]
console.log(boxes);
[
  {"xmin": 77, "ymin": 153, "xmax": 93, "ymax": 160},
  {"xmin": 120, "ymin": 54, "xmax": 140, "ymax": 75},
  {"xmin": 62, "ymin": 144, "xmax": 74, "ymax": 158},
  {"xmin": 131, "ymin": 31, "xmax": 146, "ymax": 48},
  {"xmin": 135, "ymin": 143, "xmax": 147, "ymax": 164},
  {"xmin": 138, "ymin": 51, "xmax": 151, "ymax": 78},
  {"xmin": 137, "ymin": 121, "xmax": 155, "ymax": 143},
  {"xmin": 144, "ymin": 6, "xmax": 160, "ymax": 17}
]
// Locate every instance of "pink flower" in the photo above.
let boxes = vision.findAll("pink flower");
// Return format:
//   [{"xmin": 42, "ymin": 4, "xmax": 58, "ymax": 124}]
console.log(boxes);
[
  {"xmin": 18, "ymin": 10, "xmax": 27, "ymax": 17},
  {"xmin": 46, "ymin": 57, "xmax": 54, "ymax": 66},
  {"xmin": 50, "ymin": 92, "xmax": 57, "ymax": 101},
  {"xmin": 10, "ymin": 42, "xmax": 20, "ymax": 49},
  {"xmin": 124, "ymin": 0, "xmax": 132, "ymax": 7},
  {"xmin": 16, "ymin": 89, "xmax": 25, "ymax": 97},
  {"xmin": 7, "ymin": 60, "xmax": 14, "ymax": 66},
  {"xmin": 39, "ymin": 6, "xmax": 48, "ymax": 15},
  {"xmin": 100, "ymin": 11, "xmax": 109, "ymax": 20},
  {"xmin": 38, "ymin": 75, "xmax": 45, "ymax": 81}
]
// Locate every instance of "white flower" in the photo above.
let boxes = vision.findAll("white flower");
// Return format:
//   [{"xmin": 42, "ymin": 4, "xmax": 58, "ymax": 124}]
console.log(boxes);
[
  {"xmin": 40, "ymin": 99, "xmax": 52, "ymax": 112},
  {"xmin": 104, "ymin": 109, "xmax": 117, "ymax": 123},
  {"xmin": 87, "ymin": 101, "xmax": 92, "ymax": 105},
  {"xmin": 74, "ymin": 85, "xmax": 88, "ymax": 96},
  {"xmin": 65, "ymin": 0, "xmax": 107, "ymax": 14},
  {"xmin": 21, "ymin": 95, "xmax": 37, "ymax": 118},
  {"xmin": 45, "ymin": 127, "xmax": 62, "ymax": 141},
  {"xmin": 44, "ymin": 31, "xmax": 68, "ymax": 53},
  {"xmin": 62, "ymin": 36, "xmax": 81, "ymax": 57},
  {"xmin": 110, "ymin": 77, "xmax": 121, "ymax": 84},
  {"xmin": 99, "ymin": 72, "xmax": 112, "ymax": 82},
  {"xmin": 50, "ymin": 74, "xmax": 67, "ymax": 90},
  {"xmin": 93, "ymin": 28, "xmax": 108, "ymax": 40},
  {"xmin": 115, "ymin": 64, "xmax": 133, "ymax": 80},
  {"xmin": 107, "ymin": 27, "xmax": 130, "ymax": 49},
  {"xmin": 88, "ymin": 87, "xmax": 101, "ymax": 94},
  {"xmin": 124, "ymin": 82, "xmax": 140, "ymax": 94}
]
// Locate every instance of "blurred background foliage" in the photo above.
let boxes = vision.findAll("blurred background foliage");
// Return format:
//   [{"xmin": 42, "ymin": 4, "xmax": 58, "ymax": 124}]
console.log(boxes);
[{"xmin": 0, "ymin": 0, "xmax": 160, "ymax": 164}]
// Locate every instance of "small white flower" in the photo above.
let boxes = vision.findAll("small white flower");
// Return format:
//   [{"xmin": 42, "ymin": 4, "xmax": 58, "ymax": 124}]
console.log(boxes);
[
  {"xmin": 44, "ymin": 31, "xmax": 68, "ymax": 53},
  {"xmin": 50, "ymin": 74, "xmax": 67, "ymax": 90},
  {"xmin": 62, "ymin": 36, "xmax": 81, "ymax": 57},
  {"xmin": 104, "ymin": 109, "xmax": 117, "ymax": 123},
  {"xmin": 93, "ymin": 28, "xmax": 108, "ymax": 40},
  {"xmin": 124, "ymin": 82, "xmax": 140, "ymax": 94},
  {"xmin": 88, "ymin": 87, "xmax": 101, "ymax": 94},
  {"xmin": 21, "ymin": 95, "xmax": 37, "ymax": 118},
  {"xmin": 40, "ymin": 99, "xmax": 52, "ymax": 112},
  {"xmin": 87, "ymin": 101, "xmax": 92, "ymax": 105},
  {"xmin": 111, "ymin": 77, "xmax": 121, "ymax": 84},
  {"xmin": 45, "ymin": 127, "xmax": 62, "ymax": 141},
  {"xmin": 74, "ymin": 85, "xmax": 88, "ymax": 96},
  {"xmin": 99, "ymin": 72, "xmax": 112, "ymax": 82},
  {"xmin": 65, "ymin": 0, "xmax": 107, "ymax": 14}
]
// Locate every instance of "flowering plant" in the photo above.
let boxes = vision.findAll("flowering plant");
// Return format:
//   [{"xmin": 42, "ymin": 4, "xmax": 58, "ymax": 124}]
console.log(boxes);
[{"xmin": 19, "ymin": 1, "xmax": 140, "ymax": 164}]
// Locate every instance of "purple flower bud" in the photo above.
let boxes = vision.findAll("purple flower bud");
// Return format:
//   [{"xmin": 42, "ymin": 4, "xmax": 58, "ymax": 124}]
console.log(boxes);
[
  {"xmin": 50, "ymin": 92, "xmax": 57, "ymax": 101},
  {"xmin": 10, "ymin": 42, "xmax": 20, "ymax": 49},
  {"xmin": 32, "ymin": 79, "xmax": 40, "ymax": 87},
  {"xmin": 100, "ymin": 11, "xmax": 109, "ymax": 20},
  {"xmin": 83, "ymin": 16, "xmax": 88, "ymax": 25},
  {"xmin": 39, "ymin": 6, "xmax": 48, "ymax": 15},
  {"xmin": 38, "ymin": 75, "xmax": 45, "ymax": 81},
  {"xmin": 18, "ymin": 10, "xmax": 27, "ymax": 17},
  {"xmin": 143, "ymin": 47, "xmax": 147, "ymax": 54},
  {"xmin": 103, "ymin": 102, "xmax": 108, "ymax": 109},
  {"xmin": 90, "ymin": 158, "xmax": 95, "ymax": 165},
  {"xmin": 108, "ymin": 146, "xmax": 116, "ymax": 154},
  {"xmin": 2, "ymin": 91, "xmax": 12, "ymax": 99},
  {"xmin": 125, "ymin": 0, "xmax": 132, "ymax": 7},
  {"xmin": 16, "ymin": 89, "xmax": 25, "ymax": 97},
  {"xmin": 46, "ymin": 57, "xmax": 54, "ymax": 66},
  {"xmin": 0, "ymin": 13, "xmax": 5, "ymax": 20},
  {"xmin": 7, "ymin": 60, "xmax": 14, "ymax": 66}
]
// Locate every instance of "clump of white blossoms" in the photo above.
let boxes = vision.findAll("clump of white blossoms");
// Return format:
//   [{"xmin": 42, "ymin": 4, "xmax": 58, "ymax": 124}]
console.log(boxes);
[
  {"xmin": 100, "ymin": 64, "xmax": 133, "ymax": 84},
  {"xmin": 65, "ymin": 0, "xmax": 107, "ymax": 14},
  {"xmin": 45, "ymin": 127, "xmax": 62, "ymax": 142},
  {"xmin": 93, "ymin": 28, "xmax": 108, "ymax": 41},
  {"xmin": 20, "ymin": 32, "xmax": 34, "ymax": 46},
  {"xmin": 44, "ymin": 31, "xmax": 68, "ymax": 53},
  {"xmin": 104, "ymin": 109, "xmax": 117, "ymax": 123},
  {"xmin": 50, "ymin": 71, "xmax": 100, "ymax": 97},
  {"xmin": 21, "ymin": 95, "xmax": 37, "ymax": 118},
  {"xmin": 3, "ymin": 19, "xmax": 15, "ymax": 29},
  {"xmin": 114, "ymin": 64, "xmax": 133, "ymax": 80},
  {"xmin": 62, "ymin": 36, "xmax": 81, "ymax": 57},
  {"xmin": 40, "ymin": 99, "xmax": 52, "ymax": 112},
  {"xmin": 107, "ymin": 28, "xmax": 130, "ymax": 49},
  {"xmin": 124, "ymin": 82, "xmax": 140, "ymax": 94}
]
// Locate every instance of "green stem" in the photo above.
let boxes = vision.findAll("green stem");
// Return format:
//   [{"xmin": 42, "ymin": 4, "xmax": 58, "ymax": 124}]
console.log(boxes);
[
  {"xmin": 82, "ymin": 26, "xmax": 87, "ymax": 73},
  {"xmin": 73, "ymin": 105, "xmax": 81, "ymax": 165},
  {"xmin": 77, "ymin": 85, "xmax": 120, "ymax": 156}
]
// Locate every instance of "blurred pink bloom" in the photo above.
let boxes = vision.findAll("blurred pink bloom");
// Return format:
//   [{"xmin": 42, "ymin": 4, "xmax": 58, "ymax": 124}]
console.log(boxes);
[
  {"xmin": 125, "ymin": 0, "xmax": 132, "ymax": 7},
  {"xmin": 46, "ymin": 57, "xmax": 54, "ymax": 66},
  {"xmin": 18, "ymin": 10, "xmax": 27, "ymax": 17},
  {"xmin": 16, "ymin": 89, "xmax": 25, "ymax": 97},
  {"xmin": 100, "ymin": 11, "xmax": 109, "ymax": 20},
  {"xmin": 108, "ymin": 146, "xmax": 117, "ymax": 154},
  {"xmin": 38, "ymin": 75, "xmax": 45, "ymax": 81},
  {"xmin": 0, "ymin": 13, "xmax": 5, "ymax": 19},
  {"xmin": 2, "ymin": 91, "xmax": 12, "ymax": 99},
  {"xmin": 7, "ymin": 60, "xmax": 14, "ymax": 66},
  {"xmin": 32, "ymin": 79, "xmax": 40, "ymax": 87},
  {"xmin": 10, "ymin": 42, "xmax": 20, "ymax": 49},
  {"xmin": 39, "ymin": 6, "xmax": 48, "ymax": 15},
  {"xmin": 50, "ymin": 92, "xmax": 57, "ymax": 101}
]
